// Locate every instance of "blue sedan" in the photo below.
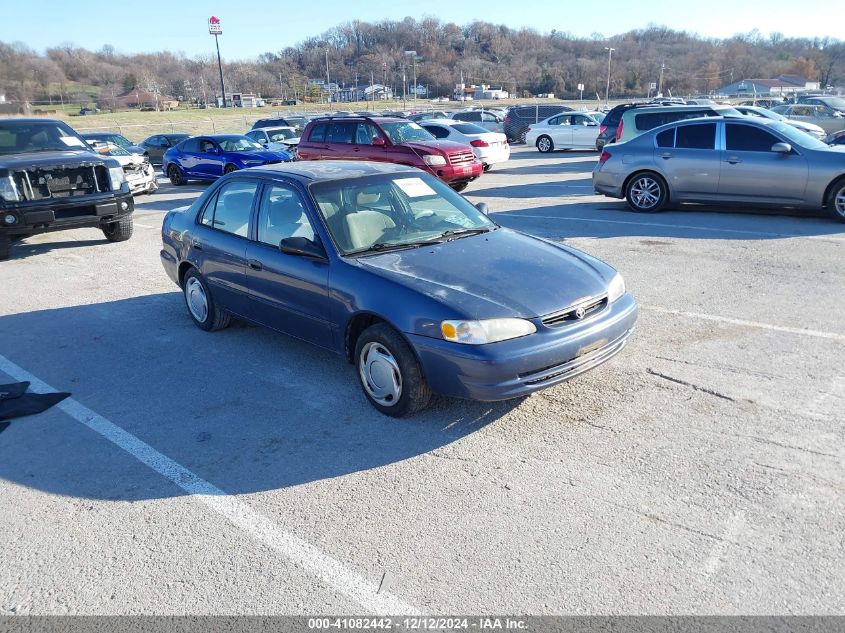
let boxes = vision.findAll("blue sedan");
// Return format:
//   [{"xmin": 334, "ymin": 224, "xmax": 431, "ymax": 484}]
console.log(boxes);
[
  {"xmin": 163, "ymin": 134, "xmax": 292, "ymax": 185},
  {"xmin": 160, "ymin": 161, "xmax": 637, "ymax": 416}
]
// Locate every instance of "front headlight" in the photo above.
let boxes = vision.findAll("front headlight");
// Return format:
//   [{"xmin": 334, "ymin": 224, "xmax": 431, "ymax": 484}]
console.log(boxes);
[
  {"xmin": 0, "ymin": 175, "xmax": 20, "ymax": 202},
  {"xmin": 423, "ymin": 154, "xmax": 447, "ymax": 166},
  {"xmin": 441, "ymin": 318, "xmax": 536, "ymax": 344},
  {"xmin": 108, "ymin": 166, "xmax": 125, "ymax": 190},
  {"xmin": 607, "ymin": 272, "xmax": 625, "ymax": 303}
]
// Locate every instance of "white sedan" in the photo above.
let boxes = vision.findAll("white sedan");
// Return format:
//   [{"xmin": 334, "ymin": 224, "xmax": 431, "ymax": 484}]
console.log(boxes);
[
  {"xmin": 420, "ymin": 119, "xmax": 510, "ymax": 171},
  {"xmin": 245, "ymin": 126, "xmax": 301, "ymax": 150},
  {"xmin": 525, "ymin": 111, "xmax": 605, "ymax": 152}
]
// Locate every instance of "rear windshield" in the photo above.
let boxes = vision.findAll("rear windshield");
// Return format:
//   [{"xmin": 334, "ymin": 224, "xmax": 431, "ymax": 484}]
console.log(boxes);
[
  {"xmin": 452, "ymin": 123, "xmax": 488, "ymax": 135},
  {"xmin": 635, "ymin": 110, "xmax": 719, "ymax": 131}
]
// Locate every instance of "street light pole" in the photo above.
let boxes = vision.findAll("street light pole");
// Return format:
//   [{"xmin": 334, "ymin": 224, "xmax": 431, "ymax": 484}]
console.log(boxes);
[
  {"xmin": 604, "ymin": 46, "xmax": 615, "ymax": 106},
  {"xmin": 214, "ymin": 33, "xmax": 226, "ymax": 107}
]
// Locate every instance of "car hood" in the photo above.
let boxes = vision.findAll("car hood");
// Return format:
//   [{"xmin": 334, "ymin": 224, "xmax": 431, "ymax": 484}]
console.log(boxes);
[
  {"xmin": 402, "ymin": 139, "xmax": 473, "ymax": 154},
  {"xmin": 0, "ymin": 149, "xmax": 108, "ymax": 168},
  {"xmin": 788, "ymin": 120, "xmax": 825, "ymax": 133},
  {"xmin": 354, "ymin": 228, "xmax": 613, "ymax": 319},
  {"xmin": 229, "ymin": 149, "xmax": 290, "ymax": 161}
]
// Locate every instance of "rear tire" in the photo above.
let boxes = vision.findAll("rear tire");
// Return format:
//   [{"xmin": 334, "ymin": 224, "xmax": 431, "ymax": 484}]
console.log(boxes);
[
  {"xmin": 355, "ymin": 323, "xmax": 431, "ymax": 417},
  {"xmin": 450, "ymin": 182, "xmax": 469, "ymax": 193},
  {"xmin": 536, "ymin": 135, "xmax": 554, "ymax": 153},
  {"xmin": 826, "ymin": 177, "xmax": 845, "ymax": 223},
  {"xmin": 168, "ymin": 164, "xmax": 186, "ymax": 186},
  {"xmin": 625, "ymin": 171, "xmax": 668, "ymax": 212},
  {"xmin": 0, "ymin": 235, "xmax": 10, "ymax": 260},
  {"xmin": 102, "ymin": 217, "xmax": 133, "ymax": 242},
  {"xmin": 224, "ymin": 164, "xmax": 238, "ymax": 174},
  {"xmin": 483, "ymin": 164, "xmax": 492, "ymax": 172},
  {"xmin": 182, "ymin": 269, "xmax": 231, "ymax": 332}
]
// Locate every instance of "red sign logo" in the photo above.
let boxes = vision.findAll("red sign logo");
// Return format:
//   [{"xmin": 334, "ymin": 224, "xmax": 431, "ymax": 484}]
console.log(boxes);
[{"xmin": 209, "ymin": 16, "xmax": 220, "ymax": 24}]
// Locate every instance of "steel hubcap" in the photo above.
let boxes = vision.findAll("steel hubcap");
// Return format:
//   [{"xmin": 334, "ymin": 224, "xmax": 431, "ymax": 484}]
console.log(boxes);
[
  {"xmin": 835, "ymin": 188, "xmax": 845, "ymax": 217},
  {"xmin": 631, "ymin": 177, "xmax": 661, "ymax": 208},
  {"xmin": 359, "ymin": 342, "xmax": 402, "ymax": 406},
  {"xmin": 185, "ymin": 278, "xmax": 208, "ymax": 322}
]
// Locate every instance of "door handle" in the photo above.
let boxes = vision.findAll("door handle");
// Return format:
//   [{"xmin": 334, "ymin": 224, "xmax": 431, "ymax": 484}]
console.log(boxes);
[
  {"xmin": 247, "ymin": 259, "xmax": 263, "ymax": 271},
  {"xmin": 727, "ymin": 157, "xmax": 742, "ymax": 164},
  {"xmin": 191, "ymin": 239, "xmax": 203, "ymax": 250},
  {"xmin": 660, "ymin": 152, "xmax": 673, "ymax": 160}
]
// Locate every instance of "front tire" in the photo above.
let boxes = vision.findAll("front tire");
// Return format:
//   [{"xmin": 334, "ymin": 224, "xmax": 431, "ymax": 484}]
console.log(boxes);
[
  {"xmin": 355, "ymin": 323, "xmax": 431, "ymax": 417},
  {"xmin": 827, "ymin": 177, "xmax": 845, "ymax": 223},
  {"xmin": 182, "ymin": 269, "xmax": 230, "ymax": 332},
  {"xmin": 450, "ymin": 182, "xmax": 469, "ymax": 193},
  {"xmin": 102, "ymin": 217, "xmax": 133, "ymax": 242},
  {"xmin": 536, "ymin": 135, "xmax": 554, "ymax": 153},
  {"xmin": 625, "ymin": 172, "xmax": 668, "ymax": 212},
  {"xmin": 224, "ymin": 164, "xmax": 239, "ymax": 174},
  {"xmin": 168, "ymin": 164, "xmax": 186, "ymax": 186}
]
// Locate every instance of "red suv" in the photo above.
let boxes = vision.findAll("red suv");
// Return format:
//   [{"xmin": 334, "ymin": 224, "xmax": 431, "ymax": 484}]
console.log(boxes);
[{"xmin": 296, "ymin": 116, "xmax": 482, "ymax": 191}]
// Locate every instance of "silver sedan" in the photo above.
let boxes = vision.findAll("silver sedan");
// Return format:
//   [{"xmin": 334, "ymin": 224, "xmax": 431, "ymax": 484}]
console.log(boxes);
[{"xmin": 592, "ymin": 116, "xmax": 845, "ymax": 222}]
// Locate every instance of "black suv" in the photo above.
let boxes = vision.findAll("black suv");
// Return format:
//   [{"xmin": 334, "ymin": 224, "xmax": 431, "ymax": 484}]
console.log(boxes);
[
  {"xmin": 0, "ymin": 118, "xmax": 134, "ymax": 259},
  {"xmin": 252, "ymin": 115, "xmax": 310, "ymax": 133},
  {"xmin": 503, "ymin": 104, "xmax": 573, "ymax": 143}
]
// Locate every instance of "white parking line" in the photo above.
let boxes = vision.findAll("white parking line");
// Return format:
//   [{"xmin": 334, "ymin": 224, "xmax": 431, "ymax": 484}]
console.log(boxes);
[
  {"xmin": 0, "ymin": 353, "xmax": 420, "ymax": 616},
  {"xmin": 494, "ymin": 213, "xmax": 845, "ymax": 242},
  {"xmin": 643, "ymin": 306, "xmax": 845, "ymax": 343}
]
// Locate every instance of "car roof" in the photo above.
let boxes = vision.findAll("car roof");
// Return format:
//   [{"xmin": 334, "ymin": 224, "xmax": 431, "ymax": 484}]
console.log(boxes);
[
  {"xmin": 245, "ymin": 160, "xmax": 419, "ymax": 183},
  {"xmin": 308, "ymin": 116, "xmax": 406, "ymax": 124},
  {"xmin": 80, "ymin": 131, "xmax": 122, "ymax": 137},
  {"xmin": 252, "ymin": 125, "xmax": 296, "ymax": 131}
]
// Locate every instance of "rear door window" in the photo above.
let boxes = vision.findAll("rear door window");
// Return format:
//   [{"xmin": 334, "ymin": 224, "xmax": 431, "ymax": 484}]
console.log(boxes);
[
  {"xmin": 308, "ymin": 123, "xmax": 327, "ymax": 143},
  {"xmin": 326, "ymin": 122, "xmax": 356, "ymax": 144},
  {"xmin": 181, "ymin": 138, "xmax": 201, "ymax": 153},
  {"xmin": 675, "ymin": 123, "xmax": 716, "ymax": 149},
  {"xmin": 202, "ymin": 180, "xmax": 258, "ymax": 237},
  {"xmin": 424, "ymin": 125, "xmax": 450, "ymax": 139},
  {"xmin": 656, "ymin": 129, "xmax": 675, "ymax": 148}
]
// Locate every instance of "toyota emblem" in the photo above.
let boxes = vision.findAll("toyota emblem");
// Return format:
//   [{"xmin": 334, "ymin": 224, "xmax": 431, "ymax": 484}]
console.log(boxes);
[{"xmin": 574, "ymin": 306, "xmax": 586, "ymax": 319}]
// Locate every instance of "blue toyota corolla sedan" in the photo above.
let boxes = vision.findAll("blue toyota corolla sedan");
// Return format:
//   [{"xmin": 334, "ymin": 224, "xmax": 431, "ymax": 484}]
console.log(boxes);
[
  {"xmin": 160, "ymin": 161, "xmax": 638, "ymax": 416},
  {"xmin": 163, "ymin": 134, "xmax": 292, "ymax": 185}
]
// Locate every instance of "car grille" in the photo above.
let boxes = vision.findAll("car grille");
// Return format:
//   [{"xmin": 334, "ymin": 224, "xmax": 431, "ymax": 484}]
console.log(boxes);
[
  {"xmin": 541, "ymin": 295, "xmax": 608, "ymax": 327},
  {"xmin": 11, "ymin": 165, "xmax": 109, "ymax": 201},
  {"xmin": 448, "ymin": 150, "xmax": 475, "ymax": 165},
  {"xmin": 517, "ymin": 329, "xmax": 630, "ymax": 385}
]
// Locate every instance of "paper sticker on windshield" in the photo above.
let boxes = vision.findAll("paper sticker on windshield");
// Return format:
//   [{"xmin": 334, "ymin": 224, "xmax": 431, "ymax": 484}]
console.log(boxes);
[
  {"xmin": 59, "ymin": 136, "xmax": 86, "ymax": 148},
  {"xmin": 394, "ymin": 177, "xmax": 436, "ymax": 198}
]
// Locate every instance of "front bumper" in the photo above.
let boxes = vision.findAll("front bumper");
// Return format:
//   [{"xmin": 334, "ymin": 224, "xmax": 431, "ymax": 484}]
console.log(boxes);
[
  {"xmin": 125, "ymin": 164, "xmax": 158, "ymax": 194},
  {"xmin": 428, "ymin": 161, "xmax": 484, "ymax": 184},
  {"xmin": 407, "ymin": 293, "xmax": 638, "ymax": 401},
  {"xmin": 0, "ymin": 191, "xmax": 135, "ymax": 235}
]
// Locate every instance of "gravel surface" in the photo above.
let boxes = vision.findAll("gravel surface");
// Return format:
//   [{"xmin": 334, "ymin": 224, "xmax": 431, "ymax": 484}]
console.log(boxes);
[{"xmin": 1, "ymin": 147, "xmax": 843, "ymax": 615}]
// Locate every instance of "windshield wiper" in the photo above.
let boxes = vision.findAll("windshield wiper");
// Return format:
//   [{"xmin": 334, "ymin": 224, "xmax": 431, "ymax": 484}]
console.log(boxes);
[
  {"xmin": 437, "ymin": 227, "xmax": 494, "ymax": 240},
  {"xmin": 353, "ymin": 240, "xmax": 441, "ymax": 255}
]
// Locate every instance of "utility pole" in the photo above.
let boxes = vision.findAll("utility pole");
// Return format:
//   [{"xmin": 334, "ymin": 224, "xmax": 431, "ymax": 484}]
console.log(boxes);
[
  {"xmin": 657, "ymin": 59, "xmax": 666, "ymax": 97},
  {"xmin": 402, "ymin": 63, "xmax": 407, "ymax": 110},
  {"xmin": 208, "ymin": 16, "xmax": 226, "ymax": 107},
  {"xmin": 405, "ymin": 51, "xmax": 417, "ymax": 102},
  {"xmin": 325, "ymin": 48, "xmax": 330, "ymax": 104},
  {"xmin": 604, "ymin": 47, "xmax": 615, "ymax": 106},
  {"xmin": 354, "ymin": 70, "xmax": 359, "ymax": 103}
]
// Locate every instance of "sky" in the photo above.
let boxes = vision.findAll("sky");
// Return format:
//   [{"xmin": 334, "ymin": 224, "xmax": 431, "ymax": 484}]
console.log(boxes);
[{"xmin": 0, "ymin": 0, "xmax": 838, "ymax": 60}]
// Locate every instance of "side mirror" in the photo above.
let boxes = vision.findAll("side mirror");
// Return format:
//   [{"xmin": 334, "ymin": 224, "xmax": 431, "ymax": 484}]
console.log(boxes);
[
  {"xmin": 771, "ymin": 142, "xmax": 792, "ymax": 154},
  {"xmin": 372, "ymin": 137, "xmax": 386, "ymax": 147},
  {"xmin": 206, "ymin": 146, "xmax": 218, "ymax": 154},
  {"xmin": 280, "ymin": 236, "xmax": 328, "ymax": 261},
  {"xmin": 475, "ymin": 202, "xmax": 489, "ymax": 214}
]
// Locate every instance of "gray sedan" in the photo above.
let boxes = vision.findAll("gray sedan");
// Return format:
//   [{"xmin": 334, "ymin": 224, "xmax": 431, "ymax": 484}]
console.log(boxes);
[{"xmin": 592, "ymin": 116, "xmax": 845, "ymax": 222}]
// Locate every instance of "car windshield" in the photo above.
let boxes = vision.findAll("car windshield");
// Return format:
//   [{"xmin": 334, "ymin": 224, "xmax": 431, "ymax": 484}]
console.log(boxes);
[
  {"xmin": 591, "ymin": 112, "xmax": 606, "ymax": 123},
  {"xmin": 218, "ymin": 137, "xmax": 264, "ymax": 151},
  {"xmin": 267, "ymin": 129, "xmax": 296, "ymax": 141},
  {"xmin": 815, "ymin": 97, "xmax": 845, "ymax": 109},
  {"xmin": 310, "ymin": 173, "xmax": 496, "ymax": 255},
  {"xmin": 0, "ymin": 121, "xmax": 90, "ymax": 155},
  {"xmin": 769, "ymin": 121, "xmax": 828, "ymax": 150},
  {"xmin": 379, "ymin": 121, "xmax": 435, "ymax": 144}
]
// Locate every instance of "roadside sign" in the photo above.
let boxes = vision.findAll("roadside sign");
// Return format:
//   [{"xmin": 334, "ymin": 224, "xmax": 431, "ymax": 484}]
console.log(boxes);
[
  {"xmin": 577, "ymin": 83, "xmax": 584, "ymax": 91},
  {"xmin": 649, "ymin": 82, "xmax": 657, "ymax": 90},
  {"xmin": 208, "ymin": 16, "xmax": 222, "ymax": 35}
]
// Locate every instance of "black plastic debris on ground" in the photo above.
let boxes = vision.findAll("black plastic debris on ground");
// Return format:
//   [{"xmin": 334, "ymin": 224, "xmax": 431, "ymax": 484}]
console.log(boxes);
[{"xmin": 0, "ymin": 382, "xmax": 71, "ymax": 426}]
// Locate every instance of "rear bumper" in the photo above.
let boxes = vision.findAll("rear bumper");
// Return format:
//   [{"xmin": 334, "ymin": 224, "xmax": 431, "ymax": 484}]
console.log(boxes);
[
  {"xmin": 592, "ymin": 170, "xmax": 625, "ymax": 198},
  {"xmin": 0, "ymin": 191, "xmax": 135, "ymax": 236},
  {"xmin": 407, "ymin": 293, "xmax": 638, "ymax": 401}
]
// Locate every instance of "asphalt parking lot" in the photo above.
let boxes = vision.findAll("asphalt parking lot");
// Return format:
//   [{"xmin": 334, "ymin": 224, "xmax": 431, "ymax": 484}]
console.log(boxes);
[{"xmin": 1, "ymin": 147, "xmax": 843, "ymax": 616}]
